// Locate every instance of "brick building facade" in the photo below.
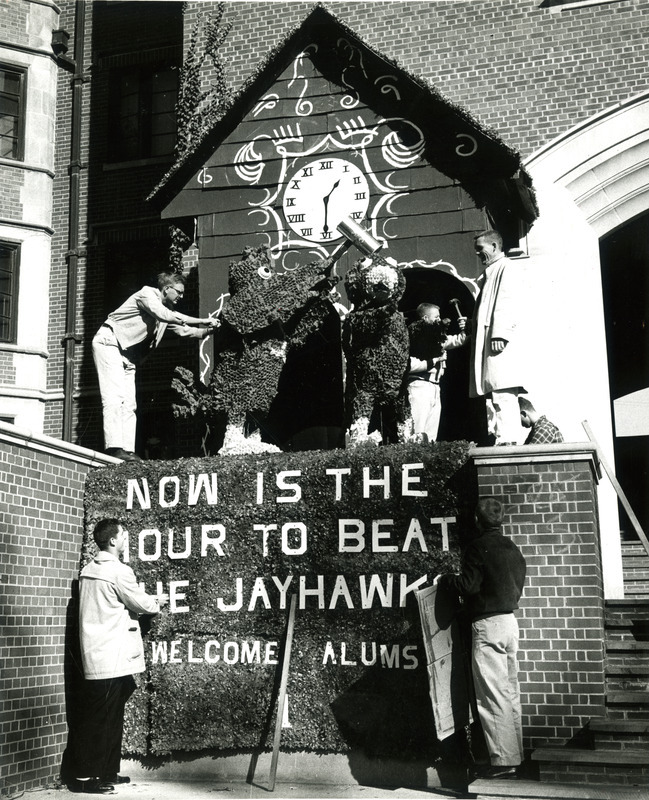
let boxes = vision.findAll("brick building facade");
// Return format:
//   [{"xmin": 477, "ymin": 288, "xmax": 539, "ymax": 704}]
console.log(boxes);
[
  {"xmin": 1, "ymin": 0, "xmax": 649, "ymax": 794},
  {"xmin": 2, "ymin": 1, "xmax": 647, "ymax": 451},
  {"xmin": 2, "ymin": 1, "xmax": 647, "ymax": 563}
]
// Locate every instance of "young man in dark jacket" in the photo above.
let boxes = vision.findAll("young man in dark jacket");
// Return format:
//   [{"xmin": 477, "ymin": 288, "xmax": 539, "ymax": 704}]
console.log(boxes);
[{"xmin": 437, "ymin": 497, "xmax": 527, "ymax": 779}]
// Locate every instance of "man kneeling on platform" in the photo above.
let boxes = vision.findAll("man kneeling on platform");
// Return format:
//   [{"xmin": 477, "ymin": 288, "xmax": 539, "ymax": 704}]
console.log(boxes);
[{"xmin": 436, "ymin": 497, "xmax": 527, "ymax": 780}]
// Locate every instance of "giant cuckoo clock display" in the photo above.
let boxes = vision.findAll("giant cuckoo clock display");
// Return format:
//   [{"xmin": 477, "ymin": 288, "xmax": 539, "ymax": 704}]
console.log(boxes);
[{"xmin": 157, "ymin": 8, "xmax": 535, "ymax": 321}]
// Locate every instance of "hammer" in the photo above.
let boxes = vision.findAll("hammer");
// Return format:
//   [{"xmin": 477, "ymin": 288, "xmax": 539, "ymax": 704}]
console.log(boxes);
[{"xmin": 450, "ymin": 298, "xmax": 463, "ymax": 319}]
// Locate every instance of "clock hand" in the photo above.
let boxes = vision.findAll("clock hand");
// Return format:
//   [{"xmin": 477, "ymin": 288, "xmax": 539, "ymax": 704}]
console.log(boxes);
[{"xmin": 322, "ymin": 180, "xmax": 341, "ymax": 233}]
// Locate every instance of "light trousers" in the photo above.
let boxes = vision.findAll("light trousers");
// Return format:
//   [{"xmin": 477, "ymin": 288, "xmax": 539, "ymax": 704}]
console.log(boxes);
[
  {"xmin": 92, "ymin": 327, "xmax": 138, "ymax": 451},
  {"xmin": 486, "ymin": 388, "xmax": 522, "ymax": 444},
  {"xmin": 472, "ymin": 614, "xmax": 523, "ymax": 767},
  {"xmin": 407, "ymin": 380, "xmax": 441, "ymax": 441}
]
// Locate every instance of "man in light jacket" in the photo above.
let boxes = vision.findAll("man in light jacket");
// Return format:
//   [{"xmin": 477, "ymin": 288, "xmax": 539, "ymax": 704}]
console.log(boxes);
[
  {"xmin": 69, "ymin": 519, "xmax": 167, "ymax": 794},
  {"xmin": 92, "ymin": 271, "xmax": 218, "ymax": 461},
  {"xmin": 469, "ymin": 231, "xmax": 527, "ymax": 445}
]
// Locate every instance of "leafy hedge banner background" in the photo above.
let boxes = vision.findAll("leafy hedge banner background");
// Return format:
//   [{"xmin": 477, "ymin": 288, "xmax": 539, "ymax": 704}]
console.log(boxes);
[{"xmin": 83, "ymin": 441, "xmax": 474, "ymax": 759}]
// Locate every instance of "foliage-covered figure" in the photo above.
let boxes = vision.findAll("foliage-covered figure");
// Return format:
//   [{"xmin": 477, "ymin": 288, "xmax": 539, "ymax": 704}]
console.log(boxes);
[
  {"xmin": 342, "ymin": 258, "xmax": 410, "ymax": 445},
  {"xmin": 173, "ymin": 246, "xmax": 337, "ymax": 454}
]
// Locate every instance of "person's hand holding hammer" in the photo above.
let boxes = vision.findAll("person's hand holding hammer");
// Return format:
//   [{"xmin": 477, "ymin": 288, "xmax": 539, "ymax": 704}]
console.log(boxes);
[{"xmin": 450, "ymin": 298, "xmax": 468, "ymax": 333}]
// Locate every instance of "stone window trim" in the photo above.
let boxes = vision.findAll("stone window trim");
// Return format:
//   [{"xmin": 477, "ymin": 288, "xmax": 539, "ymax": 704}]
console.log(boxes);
[{"xmin": 0, "ymin": 239, "xmax": 20, "ymax": 345}]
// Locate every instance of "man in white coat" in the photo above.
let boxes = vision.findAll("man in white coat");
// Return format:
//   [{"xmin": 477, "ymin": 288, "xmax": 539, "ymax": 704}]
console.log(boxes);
[
  {"xmin": 469, "ymin": 231, "xmax": 527, "ymax": 445},
  {"xmin": 69, "ymin": 519, "xmax": 167, "ymax": 794}
]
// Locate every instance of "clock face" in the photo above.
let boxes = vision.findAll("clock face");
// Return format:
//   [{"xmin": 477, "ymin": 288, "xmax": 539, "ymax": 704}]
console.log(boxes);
[{"xmin": 282, "ymin": 157, "xmax": 370, "ymax": 244}]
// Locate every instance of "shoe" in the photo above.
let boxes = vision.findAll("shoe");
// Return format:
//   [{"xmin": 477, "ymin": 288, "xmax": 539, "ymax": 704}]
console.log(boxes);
[
  {"xmin": 105, "ymin": 448, "xmax": 140, "ymax": 462},
  {"xmin": 69, "ymin": 779, "xmax": 115, "ymax": 794},
  {"xmin": 104, "ymin": 775, "xmax": 130, "ymax": 784},
  {"xmin": 475, "ymin": 765, "xmax": 518, "ymax": 779}
]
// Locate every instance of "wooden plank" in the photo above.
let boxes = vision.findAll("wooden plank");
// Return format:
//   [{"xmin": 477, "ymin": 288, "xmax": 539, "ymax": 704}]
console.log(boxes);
[
  {"xmin": 269, "ymin": 593, "xmax": 297, "ymax": 792},
  {"xmin": 582, "ymin": 420, "xmax": 649, "ymax": 558}
]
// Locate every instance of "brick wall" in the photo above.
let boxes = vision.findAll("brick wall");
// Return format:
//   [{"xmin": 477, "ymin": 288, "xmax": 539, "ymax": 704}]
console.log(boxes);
[
  {"xmin": 0, "ymin": 423, "xmax": 113, "ymax": 798},
  {"xmin": 41, "ymin": 0, "xmax": 648, "ymax": 448},
  {"xmin": 473, "ymin": 444, "xmax": 606, "ymax": 750},
  {"xmin": 186, "ymin": 0, "xmax": 649, "ymax": 163}
]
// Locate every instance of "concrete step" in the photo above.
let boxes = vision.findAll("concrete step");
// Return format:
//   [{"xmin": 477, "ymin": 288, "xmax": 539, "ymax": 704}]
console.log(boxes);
[
  {"xmin": 468, "ymin": 776, "xmax": 649, "ymax": 799},
  {"xmin": 621, "ymin": 543, "xmax": 649, "ymax": 558},
  {"xmin": 605, "ymin": 663, "xmax": 649, "ymax": 675},
  {"xmin": 621, "ymin": 544, "xmax": 649, "ymax": 558},
  {"xmin": 607, "ymin": 653, "xmax": 649, "ymax": 668},
  {"xmin": 588, "ymin": 718, "xmax": 649, "ymax": 750},
  {"xmin": 607, "ymin": 690, "xmax": 649, "ymax": 705},
  {"xmin": 533, "ymin": 748, "xmax": 649, "ymax": 765},
  {"xmin": 606, "ymin": 641, "xmax": 649, "ymax": 654},
  {"xmin": 606, "ymin": 676, "xmax": 649, "ymax": 693},
  {"xmin": 625, "ymin": 591, "xmax": 649, "ymax": 599},
  {"xmin": 621, "ymin": 545, "xmax": 649, "ymax": 598},
  {"xmin": 606, "ymin": 689, "xmax": 649, "ymax": 720},
  {"xmin": 605, "ymin": 599, "xmax": 649, "ymax": 632},
  {"xmin": 531, "ymin": 746, "xmax": 649, "ymax": 787},
  {"xmin": 606, "ymin": 599, "xmax": 649, "ymax": 608},
  {"xmin": 607, "ymin": 616, "xmax": 649, "ymax": 632},
  {"xmin": 606, "ymin": 630, "xmax": 649, "ymax": 643}
]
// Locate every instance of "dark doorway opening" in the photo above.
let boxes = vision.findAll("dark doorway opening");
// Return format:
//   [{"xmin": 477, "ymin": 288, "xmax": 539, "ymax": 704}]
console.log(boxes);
[{"xmin": 599, "ymin": 212, "xmax": 649, "ymax": 536}]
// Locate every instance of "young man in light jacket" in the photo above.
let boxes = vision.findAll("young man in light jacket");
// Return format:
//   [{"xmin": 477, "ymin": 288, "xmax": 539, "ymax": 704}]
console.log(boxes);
[{"xmin": 69, "ymin": 519, "xmax": 167, "ymax": 794}]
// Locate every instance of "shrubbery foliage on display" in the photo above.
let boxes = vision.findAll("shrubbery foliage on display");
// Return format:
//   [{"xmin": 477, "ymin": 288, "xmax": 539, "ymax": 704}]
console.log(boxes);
[{"xmin": 83, "ymin": 441, "xmax": 473, "ymax": 758}]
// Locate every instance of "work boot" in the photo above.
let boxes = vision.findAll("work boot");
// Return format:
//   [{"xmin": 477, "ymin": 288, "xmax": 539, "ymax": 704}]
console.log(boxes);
[{"xmin": 105, "ymin": 448, "xmax": 141, "ymax": 462}]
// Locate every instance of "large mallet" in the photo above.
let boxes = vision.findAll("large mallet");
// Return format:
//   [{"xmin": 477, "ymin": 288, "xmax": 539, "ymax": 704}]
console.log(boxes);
[
  {"xmin": 326, "ymin": 217, "xmax": 384, "ymax": 272},
  {"xmin": 336, "ymin": 217, "xmax": 384, "ymax": 257}
]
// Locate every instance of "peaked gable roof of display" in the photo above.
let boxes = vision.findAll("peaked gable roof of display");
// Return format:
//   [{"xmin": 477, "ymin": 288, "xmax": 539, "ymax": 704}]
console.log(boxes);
[{"xmin": 149, "ymin": 3, "xmax": 537, "ymax": 225}]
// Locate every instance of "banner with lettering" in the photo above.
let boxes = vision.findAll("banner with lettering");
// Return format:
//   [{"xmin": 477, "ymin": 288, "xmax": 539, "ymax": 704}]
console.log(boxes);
[{"xmin": 83, "ymin": 441, "xmax": 473, "ymax": 758}]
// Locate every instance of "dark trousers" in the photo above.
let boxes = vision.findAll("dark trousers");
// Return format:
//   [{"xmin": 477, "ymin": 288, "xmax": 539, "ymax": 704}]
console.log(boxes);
[{"xmin": 71, "ymin": 675, "xmax": 136, "ymax": 780}]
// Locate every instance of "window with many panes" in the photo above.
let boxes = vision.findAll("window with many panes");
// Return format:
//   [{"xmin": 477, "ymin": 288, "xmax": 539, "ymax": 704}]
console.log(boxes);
[
  {"xmin": 0, "ymin": 65, "xmax": 26, "ymax": 160},
  {"xmin": 0, "ymin": 242, "xmax": 20, "ymax": 343},
  {"xmin": 108, "ymin": 64, "xmax": 178, "ymax": 162}
]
